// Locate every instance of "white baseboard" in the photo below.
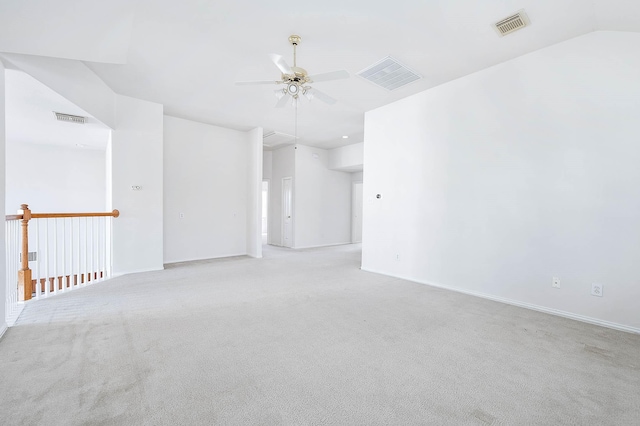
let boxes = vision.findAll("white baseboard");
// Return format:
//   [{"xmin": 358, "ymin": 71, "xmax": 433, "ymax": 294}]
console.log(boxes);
[
  {"xmin": 294, "ymin": 242, "xmax": 353, "ymax": 250},
  {"xmin": 5, "ymin": 303, "xmax": 26, "ymax": 327},
  {"xmin": 0, "ymin": 322, "xmax": 7, "ymax": 340},
  {"xmin": 164, "ymin": 253, "xmax": 248, "ymax": 267},
  {"xmin": 361, "ymin": 267, "xmax": 640, "ymax": 335},
  {"xmin": 112, "ymin": 266, "xmax": 165, "ymax": 278}
]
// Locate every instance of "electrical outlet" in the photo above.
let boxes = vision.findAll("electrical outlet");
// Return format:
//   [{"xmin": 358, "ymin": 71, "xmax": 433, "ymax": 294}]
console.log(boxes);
[
  {"xmin": 591, "ymin": 283, "xmax": 603, "ymax": 297},
  {"xmin": 179, "ymin": 213, "xmax": 184, "ymax": 219},
  {"xmin": 396, "ymin": 254, "xmax": 400, "ymax": 261},
  {"xmin": 552, "ymin": 277, "xmax": 560, "ymax": 289}
]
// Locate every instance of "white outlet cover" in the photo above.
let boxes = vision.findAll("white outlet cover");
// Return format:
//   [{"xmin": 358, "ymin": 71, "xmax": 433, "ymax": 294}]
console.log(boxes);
[
  {"xmin": 591, "ymin": 283, "xmax": 603, "ymax": 297},
  {"xmin": 552, "ymin": 277, "xmax": 560, "ymax": 289}
]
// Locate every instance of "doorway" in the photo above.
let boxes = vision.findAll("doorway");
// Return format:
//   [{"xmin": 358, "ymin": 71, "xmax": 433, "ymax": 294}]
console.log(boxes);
[
  {"xmin": 262, "ymin": 180, "xmax": 269, "ymax": 245},
  {"xmin": 282, "ymin": 177, "xmax": 293, "ymax": 248},
  {"xmin": 352, "ymin": 181, "xmax": 363, "ymax": 243}
]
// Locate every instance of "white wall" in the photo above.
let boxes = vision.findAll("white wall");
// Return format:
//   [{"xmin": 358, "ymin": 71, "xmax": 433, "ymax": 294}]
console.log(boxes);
[
  {"xmin": 110, "ymin": 95, "xmax": 164, "ymax": 275},
  {"xmin": 363, "ymin": 31, "xmax": 640, "ymax": 332},
  {"xmin": 351, "ymin": 171, "xmax": 363, "ymax": 182},
  {"xmin": 294, "ymin": 145, "xmax": 352, "ymax": 249},
  {"xmin": 246, "ymin": 127, "xmax": 263, "ymax": 259},
  {"xmin": 1, "ymin": 60, "xmax": 7, "ymax": 336},
  {"xmin": 269, "ymin": 145, "xmax": 295, "ymax": 246},
  {"xmin": 329, "ymin": 142, "xmax": 363, "ymax": 172},
  {"xmin": 263, "ymin": 150, "xmax": 273, "ymax": 181},
  {"xmin": 5, "ymin": 143, "xmax": 106, "ymax": 214},
  {"xmin": 163, "ymin": 116, "xmax": 249, "ymax": 263}
]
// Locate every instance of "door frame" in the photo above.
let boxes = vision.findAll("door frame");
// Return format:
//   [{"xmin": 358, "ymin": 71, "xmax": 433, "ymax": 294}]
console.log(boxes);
[
  {"xmin": 281, "ymin": 176, "xmax": 294, "ymax": 248},
  {"xmin": 262, "ymin": 179, "xmax": 270, "ymax": 245},
  {"xmin": 351, "ymin": 181, "xmax": 363, "ymax": 243}
]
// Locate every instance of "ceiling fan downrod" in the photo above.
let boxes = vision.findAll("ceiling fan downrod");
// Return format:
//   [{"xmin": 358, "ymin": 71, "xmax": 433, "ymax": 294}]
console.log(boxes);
[{"xmin": 288, "ymin": 35, "xmax": 301, "ymax": 68}]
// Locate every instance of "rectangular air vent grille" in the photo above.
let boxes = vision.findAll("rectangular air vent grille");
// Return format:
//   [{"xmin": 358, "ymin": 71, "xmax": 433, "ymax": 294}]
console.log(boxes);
[
  {"xmin": 20, "ymin": 252, "xmax": 37, "ymax": 262},
  {"xmin": 263, "ymin": 131, "xmax": 296, "ymax": 148},
  {"xmin": 494, "ymin": 10, "xmax": 530, "ymax": 36},
  {"xmin": 357, "ymin": 56, "xmax": 421, "ymax": 91},
  {"xmin": 54, "ymin": 112, "xmax": 87, "ymax": 124}
]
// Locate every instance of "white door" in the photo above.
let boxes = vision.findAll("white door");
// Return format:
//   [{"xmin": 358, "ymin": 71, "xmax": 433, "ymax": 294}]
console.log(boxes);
[
  {"xmin": 352, "ymin": 182, "xmax": 363, "ymax": 243},
  {"xmin": 282, "ymin": 177, "xmax": 293, "ymax": 247}
]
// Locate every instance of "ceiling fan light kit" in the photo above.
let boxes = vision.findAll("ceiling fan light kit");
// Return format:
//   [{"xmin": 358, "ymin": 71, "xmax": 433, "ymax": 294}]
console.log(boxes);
[{"xmin": 236, "ymin": 34, "xmax": 349, "ymax": 108}]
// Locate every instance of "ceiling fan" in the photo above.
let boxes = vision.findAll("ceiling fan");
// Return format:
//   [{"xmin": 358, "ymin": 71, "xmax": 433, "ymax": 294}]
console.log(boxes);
[{"xmin": 236, "ymin": 35, "xmax": 349, "ymax": 108}]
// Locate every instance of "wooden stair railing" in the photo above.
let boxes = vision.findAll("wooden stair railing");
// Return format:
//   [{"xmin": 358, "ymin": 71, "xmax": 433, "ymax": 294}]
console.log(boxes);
[{"xmin": 9, "ymin": 204, "xmax": 120, "ymax": 301}]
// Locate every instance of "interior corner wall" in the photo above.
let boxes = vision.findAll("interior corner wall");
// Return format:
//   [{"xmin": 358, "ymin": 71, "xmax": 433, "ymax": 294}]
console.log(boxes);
[
  {"xmin": 111, "ymin": 94, "xmax": 163, "ymax": 275},
  {"xmin": 0, "ymin": 60, "xmax": 7, "ymax": 335},
  {"xmin": 294, "ymin": 145, "xmax": 351, "ymax": 249},
  {"xmin": 269, "ymin": 145, "xmax": 295, "ymax": 246},
  {"xmin": 362, "ymin": 31, "xmax": 640, "ymax": 332},
  {"xmin": 246, "ymin": 127, "xmax": 263, "ymax": 258},
  {"xmin": 163, "ymin": 116, "xmax": 248, "ymax": 263}
]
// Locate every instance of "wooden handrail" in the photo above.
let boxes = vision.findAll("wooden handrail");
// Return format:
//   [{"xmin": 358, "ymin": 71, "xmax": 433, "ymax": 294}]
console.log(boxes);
[
  {"xmin": 11, "ymin": 204, "xmax": 119, "ymax": 301},
  {"xmin": 6, "ymin": 210, "xmax": 119, "ymax": 221},
  {"xmin": 31, "ymin": 209, "xmax": 120, "ymax": 219}
]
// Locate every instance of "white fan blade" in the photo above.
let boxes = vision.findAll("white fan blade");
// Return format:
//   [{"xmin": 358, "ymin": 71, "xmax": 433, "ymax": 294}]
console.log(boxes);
[
  {"xmin": 308, "ymin": 70, "xmax": 350, "ymax": 83},
  {"xmin": 275, "ymin": 94, "xmax": 290, "ymax": 108},
  {"xmin": 269, "ymin": 54, "xmax": 293, "ymax": 75},
  {"xmin": 235, "ymin": 80, "xmax": 281, "ymax": 86},
  {"xmin": 307, "ymin": 88, "xmax": 337, "ymax": 105}
]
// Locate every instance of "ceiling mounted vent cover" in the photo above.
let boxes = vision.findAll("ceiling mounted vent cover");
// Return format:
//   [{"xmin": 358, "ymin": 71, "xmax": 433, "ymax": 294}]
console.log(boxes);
[
  {"xmin": 494, "ymin": 10, "xmax": 530, "ymax": 36},
  {"xmin": 357, "ymin": 56, "xmax": 421, "ymax": 91},
  {"xmin": 54, "ymin": 112, "xmax": 87, "ymax": 124},
  {"xmin": 263, "ymin": 131, "xmax": 296, "ymax": 148}
]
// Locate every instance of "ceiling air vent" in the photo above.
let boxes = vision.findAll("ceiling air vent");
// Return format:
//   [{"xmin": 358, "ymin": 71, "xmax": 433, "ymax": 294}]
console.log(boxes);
[
  {"xmin": 263, "ymin": 131, "xmax": 296, "ymax": 148},
  {"xmin": 493, "ymin": 10, "xmax": 530, "ymax": 37},
  {"xmin": 54, "ymin": 112, "xmax": 87, "ymax": 124},
  {"xmin": 357, "ymin": 56, "xmax": 421, "ymax": 91}
]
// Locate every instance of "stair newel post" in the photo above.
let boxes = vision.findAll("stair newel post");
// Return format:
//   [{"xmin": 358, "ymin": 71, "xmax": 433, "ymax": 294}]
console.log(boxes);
[{"xmin": 18, "ymin": 204, "xmax": 33, "ymax": 301}]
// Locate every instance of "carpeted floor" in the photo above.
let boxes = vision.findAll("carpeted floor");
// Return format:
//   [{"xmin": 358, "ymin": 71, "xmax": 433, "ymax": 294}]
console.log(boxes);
[{"xmin": 1, "ymin": 244, "xmax": 639, "ymax": 425}]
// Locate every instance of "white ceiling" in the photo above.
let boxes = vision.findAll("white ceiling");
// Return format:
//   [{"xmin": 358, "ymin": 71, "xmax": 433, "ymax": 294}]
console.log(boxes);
[{"xmin": 2, "ymin": 0, "xmax": 640, "ymax": 150}]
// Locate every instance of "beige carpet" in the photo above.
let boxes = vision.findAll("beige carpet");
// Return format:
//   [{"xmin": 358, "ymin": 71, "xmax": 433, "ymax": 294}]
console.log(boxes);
[{"xmin": 1, "ymin": 244, "xmax": 639, "ymax": 425}]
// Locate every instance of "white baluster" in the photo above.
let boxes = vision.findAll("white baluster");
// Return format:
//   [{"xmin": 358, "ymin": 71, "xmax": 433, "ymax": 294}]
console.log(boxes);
[
  {"xmin": 45, "ymin": 219, "xmax": 50, "ymax": 297},
  {"xmin": 35, "ymin": 220, "xmax": 41, "ymax": 299},
  {"xmin": 77, "ymin": 217, "xmax": 81, "ymax": 287},
  {"xmin": 53, "ymin": 218, "xmax": 58, "ymax": 294},
  {"xmin": 84, "ymin": 217, "xmax": 89, "ymax": 285}
]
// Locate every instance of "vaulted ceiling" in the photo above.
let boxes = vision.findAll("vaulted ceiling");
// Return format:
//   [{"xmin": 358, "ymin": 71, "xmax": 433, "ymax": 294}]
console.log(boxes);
[{"xmin": 1, "ymin": 0, "xmax": 639, "ymax": 149}]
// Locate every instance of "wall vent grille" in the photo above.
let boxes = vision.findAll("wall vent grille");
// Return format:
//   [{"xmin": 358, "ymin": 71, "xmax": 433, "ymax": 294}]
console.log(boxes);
[
  {"xmin": 357, "ymin": 56, "xmax": 421, "ymax": 91},
  {"xmin": 54, "ymin": 112, "xmax": 87, "ymax": 124},
  {"xmin": 494, "ymin": 10, "xmax": 530, "ymax": 36},
  {"xmin": 20, "ymin": 252, "xmax": 37, "ymax": 262},
  {"xmin": 263, "ymin": 131, "xmax": 296, "ymax": 148}
]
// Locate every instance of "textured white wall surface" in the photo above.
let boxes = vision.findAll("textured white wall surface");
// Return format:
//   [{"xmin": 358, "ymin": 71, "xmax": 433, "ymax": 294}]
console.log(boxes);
[
  {"xmin": 294, "ymin": 145, "xmax": 351, "ymax": 249},
  {"xmin": 163, "ymin": 115, "xmax": 249, "ymax": 263},
  {"xmin": 111, "ymin": 95, "xmax": 164, "ymax": 274},
  {"xmin": 363, "ymin": 32, "xmax": 640, "ymax": 331},
  {"xmin": 6, "ymin": 143, "xmax": 106, "ymax": 214},
  {"xmin": 1, "ymin": 61, "xmax": 7, "ymax": 334}
]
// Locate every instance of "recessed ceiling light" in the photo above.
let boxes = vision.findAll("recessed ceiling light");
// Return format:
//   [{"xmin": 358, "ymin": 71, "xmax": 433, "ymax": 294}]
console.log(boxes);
[
  {"xmin": 76, "ymin": 143, "xmax": 86, "ymax": 148},
  {"xmin": 342, "ymin": 135, "xmax": 349, "ymax": 139}
]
